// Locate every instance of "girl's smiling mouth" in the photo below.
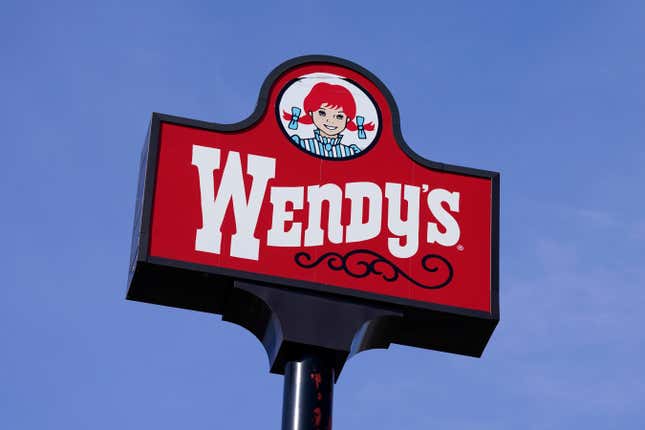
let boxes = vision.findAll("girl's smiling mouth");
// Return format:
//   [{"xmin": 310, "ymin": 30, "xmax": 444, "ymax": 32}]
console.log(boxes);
[{"xmin": 323, "ymin": 124, "xmax": 338, "ymax": 130}]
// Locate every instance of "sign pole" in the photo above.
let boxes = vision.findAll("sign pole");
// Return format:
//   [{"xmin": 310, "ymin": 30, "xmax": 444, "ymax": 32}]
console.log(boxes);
[{"xmin": 282, "ymin": 354, "xmax": 335, "ymax": 430}]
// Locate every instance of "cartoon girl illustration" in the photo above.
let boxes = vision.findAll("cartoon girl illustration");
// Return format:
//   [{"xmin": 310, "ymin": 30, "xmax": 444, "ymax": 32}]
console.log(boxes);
[{"xmin": 283, "ymin": 82, "xmax": 375, "ymax": 159}]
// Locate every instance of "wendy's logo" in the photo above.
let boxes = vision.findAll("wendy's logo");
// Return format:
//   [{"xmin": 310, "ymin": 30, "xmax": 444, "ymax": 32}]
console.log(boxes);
[{"xmin": 277, "ymin": 73, "xmax": 381, "ymax": 160}]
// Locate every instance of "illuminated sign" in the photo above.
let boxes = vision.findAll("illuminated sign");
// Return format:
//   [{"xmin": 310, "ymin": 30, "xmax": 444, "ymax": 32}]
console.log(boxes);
[{"xmin": 128, "ymin": 56, "xmax": 500, "ymax": 365}]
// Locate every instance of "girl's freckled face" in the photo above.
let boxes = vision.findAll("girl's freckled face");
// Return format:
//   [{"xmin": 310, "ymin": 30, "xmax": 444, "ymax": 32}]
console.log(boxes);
[{"xmin": 311, "ymin": 104, "xmax": 350, "ymax": 137}]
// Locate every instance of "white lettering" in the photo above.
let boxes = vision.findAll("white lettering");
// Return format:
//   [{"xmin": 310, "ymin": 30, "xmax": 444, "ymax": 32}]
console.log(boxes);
[
  {"xmin": 191, "ymin": 146, "xmax": 464, "ymax": 261},
  {"xmin": 192, "ymin": 145, "xmax": 222, "ymax": 254},
  {"xmin": 267, "ymin": 186, "xmax": 303, "ymax": 247},
  {"xmin": 192, "ymin": 145, "xmax": 275, "ymax": 260},
  {"xmin": 385, "ymin": 183, "xmax": 420, "ymax": 258},
  {"xmin": 427, "ymin": 189, "xmax": 460, "ymax": 247},
  {"xmin": 345, "ymin": 182, "xmax": 382, "ymax": 243},
  {"xmin": 304, "ymin": 184, "xmax": 344, "ymax": 246}
]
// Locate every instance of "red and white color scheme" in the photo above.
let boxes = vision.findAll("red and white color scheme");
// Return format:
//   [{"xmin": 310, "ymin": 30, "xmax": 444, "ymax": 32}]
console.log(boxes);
[{"xmin": 128, "ymin": 56, "xmax": 499, "ymax": 360}]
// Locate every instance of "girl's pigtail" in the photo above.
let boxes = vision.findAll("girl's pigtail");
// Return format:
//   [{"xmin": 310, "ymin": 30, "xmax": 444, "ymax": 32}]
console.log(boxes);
[
  {"xmin": 287, "ymin": 107, "xmax": 300, "ymax": 130},
  {"xmin": 346, "ymin": 116, "xmax": 375, "ymax": 138},
  {"xmin": 283, "ymin": 107, "xmax": 313, "ymax": 130}
]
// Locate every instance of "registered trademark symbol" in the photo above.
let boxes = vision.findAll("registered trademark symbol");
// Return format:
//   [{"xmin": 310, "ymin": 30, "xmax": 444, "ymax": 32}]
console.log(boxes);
[{"xmin": 457, "ymin": 244, "xmax": 464, "ymax": 251}]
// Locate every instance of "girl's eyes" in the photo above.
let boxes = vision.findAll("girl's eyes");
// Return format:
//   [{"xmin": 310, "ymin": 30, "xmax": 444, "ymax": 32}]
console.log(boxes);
[{"xmin": 317, "ymin": 110, "xmax": 344, "ymax": 120}]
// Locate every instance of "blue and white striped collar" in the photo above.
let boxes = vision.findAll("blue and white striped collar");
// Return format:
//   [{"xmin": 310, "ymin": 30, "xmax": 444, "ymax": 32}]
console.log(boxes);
[{"xmin": 314, "ymin": 128, "xmax": 343, "ymax": 146}]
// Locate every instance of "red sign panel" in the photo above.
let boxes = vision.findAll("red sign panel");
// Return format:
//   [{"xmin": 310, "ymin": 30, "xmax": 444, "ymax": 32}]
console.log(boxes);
[{"xmin": 131, "ymin": 57, "xmax": 498, "ymax": 322}]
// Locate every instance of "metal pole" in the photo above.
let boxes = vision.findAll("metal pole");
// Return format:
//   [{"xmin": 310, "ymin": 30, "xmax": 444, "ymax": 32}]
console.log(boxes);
[{"xmin": 282, "ymin": 355, "xmax": 335, "ymax": 430}]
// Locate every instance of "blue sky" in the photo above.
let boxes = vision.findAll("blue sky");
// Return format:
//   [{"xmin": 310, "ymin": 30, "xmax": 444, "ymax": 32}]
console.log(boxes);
[{"xmin": 2, "ymin": 1, "xmax": 644, "ymax": 428}]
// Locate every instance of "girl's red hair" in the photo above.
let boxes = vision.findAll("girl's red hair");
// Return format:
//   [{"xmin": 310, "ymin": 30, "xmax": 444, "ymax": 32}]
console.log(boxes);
[{"xmin": 283, "ymin": 82, "xmax": 375, "ymax": 132}]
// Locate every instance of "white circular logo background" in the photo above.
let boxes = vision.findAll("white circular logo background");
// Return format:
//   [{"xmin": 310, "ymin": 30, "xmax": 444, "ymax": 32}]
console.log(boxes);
[{"xmin": 277, "ymin": 72, "xmax": 381, "ymax": 158}]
